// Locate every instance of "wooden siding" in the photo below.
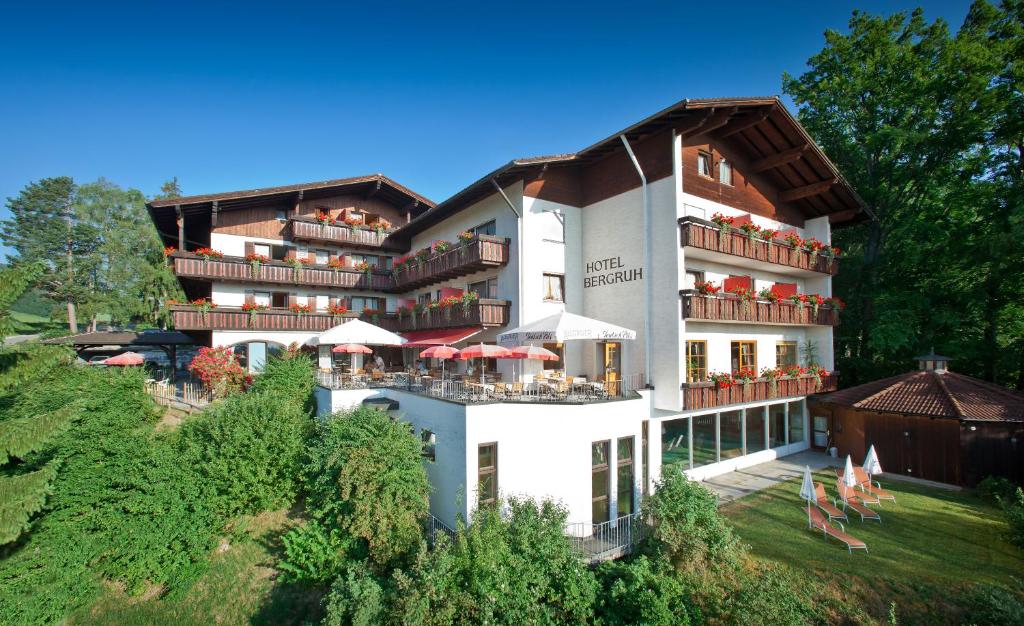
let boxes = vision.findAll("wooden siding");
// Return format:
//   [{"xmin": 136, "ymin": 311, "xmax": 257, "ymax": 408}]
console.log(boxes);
[
  {"xmin": 681, "ymin": 292, "xmax": 839, "ymax": 326},
  {"xmin": 290, "ymin": 218, "xmax": 395, "ymax": 249},
  {"xmin": 522, "ymin": 167, "xmax": 584, "ymax": 207},
  {"xmin": 682, "ymin": 374, "xmax": 838, "ymax": 411},
  {"xmin": 579, "ymin": 127, "xmax": 675, "ymax": 207},
  {"xmin": 172, "ymin": 254, "xmax": 394, "ymax": 291},
  {"xmin": 213, "ymin": 206, "xmax": 291, "ymax": 239},
  {"xmin": 392, "ymin": 235, "xmax": 510, "ymax": 290},
  {"xmin": 370, "ymin": 299, "xmax": 510, "ymax": 332},
  {"xmin": 679, "ymin": 218, "xmax": 839, "ymax": 275},
  {"xmin": 297, "ymin": 193, "xmax": 410, "ymax": 226},
  {"xmin": 171, "ymin": 305, "xmax": 354, "ymax": 332}
]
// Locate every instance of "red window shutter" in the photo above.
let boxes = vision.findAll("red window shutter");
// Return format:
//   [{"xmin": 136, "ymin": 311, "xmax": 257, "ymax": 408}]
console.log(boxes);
[
  {"xmin": 439, "ymin": 287, "xmax": 463, "ymax": 299},
  {"xmin": 730, "ymin": 213, "xmax": 753, "ymax": 228},
  {"xmin": 723, "ymin": 275, "xmax": 752, "ymax": 293},
  {"xmin": 244, "ymin": 291, "xmax": 255, "ymax": 306},
  {"xmin": 244, "ymin": 241, "xmax": 255, "ymax": 256},
  {"xmin": 329, "ymin": 254, "xmax": 340, "ymax": 264},
  {"xmin": 285, "ymin": 249, "xmax": 296, "ymax": 261},
  {"xmin": 288, "ymin": 294, "xmax": 297, "ymax": 308},
  {"xmin": 307, "ymin": 252, "xmax": 316, "ymax": 264},
  {"xmin": 771, "ymin": 282, "xmax": 798, "ymax": 299}
]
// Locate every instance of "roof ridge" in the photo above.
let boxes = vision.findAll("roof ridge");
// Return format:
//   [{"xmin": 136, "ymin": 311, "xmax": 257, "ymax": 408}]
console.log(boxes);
[
  {"xmin": 850, "ymin": 371, "xmax": 924, "ymax": 408},
  {"xmin": 932, "ymin": 371, "xmax": 966, "ymax": 419},
  {"xmin": 944, "ymin": 371, "xmax": 1024, "ymax": 401}
]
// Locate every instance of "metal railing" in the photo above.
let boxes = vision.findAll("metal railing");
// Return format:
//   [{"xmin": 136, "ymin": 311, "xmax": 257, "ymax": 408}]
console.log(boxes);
[
  {"xmin": 425, "ymin": 513, "xmax": 457, "ymax": 546},
  {"xmin": 566, "ymin": 512, "xmax": 646, "ymax": 563}
]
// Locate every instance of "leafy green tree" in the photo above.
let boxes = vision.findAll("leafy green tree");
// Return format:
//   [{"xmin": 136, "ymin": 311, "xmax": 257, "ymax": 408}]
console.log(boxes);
[
  {"xmin": 0, "ymin": 262, "xmax": 44, "ymax": 342},
  {"xmin": 156, "ymin": 176, "xmax": 183, "ymax": 200},
  {"xmin": 595, "ymin": 555, "xmax": 697, "ymax": 626},
  {"xmin": 299, "ymin": 405, "xmax": 430, "ymax": 573}
]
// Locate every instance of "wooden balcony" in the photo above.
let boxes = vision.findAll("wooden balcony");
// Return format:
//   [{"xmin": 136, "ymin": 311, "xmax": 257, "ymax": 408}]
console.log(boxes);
[
  {"xmin": 678, "ymin": 217, "xmax": 839, "ymax": 276},
  {"xmin": 681, "ymin": 291, "xmax": 839, "ymax": 326},
  {"xmin": 171, "ymin": 253, "xmax": 393, "ymax": 292},
  {"xmin": 170, "ymin": 305, "xmax": 356, "ymax": 332},
  {"xmin": 289, "ymin": 218, "xmax": 396, "ymax": 249},
  {"xmin": 368, "ymin": 299, "xmax": 511, "ymax": 332},
  {"xmin": 392, "ymin": 235, "xmax": 510, "ymax": 290},
  {"xmin": 681, "ymin": 374, "xmax": 839, "ymax": 411}
]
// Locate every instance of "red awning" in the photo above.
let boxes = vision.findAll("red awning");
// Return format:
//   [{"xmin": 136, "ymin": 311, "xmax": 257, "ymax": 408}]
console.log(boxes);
[{"xmin": 400, "ymin": 327, "xmax": 482, "ymax": 348}]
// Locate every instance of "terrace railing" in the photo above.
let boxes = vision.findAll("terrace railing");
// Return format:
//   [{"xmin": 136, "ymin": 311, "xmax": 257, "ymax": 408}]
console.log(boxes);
[
  {"xmin": 289, "ymin": 218, "xmax": 397, "ymax": 249},
  {"xmin": 681, "ymin": 291, "xmax": 839, "ymax": 326},
  {"xmin": 171, "ymin": 253, "xmax": 393, "ymax": 291},
  {"xmin": 566, "ymin": 512, "xmax": 646, "ymax": 564},
  {"xmin": 370, "ymin": 299, "xmax": 511, "ymax": 332},
  {"xmin": 171, "ymin": 305, "xmax": 356, "ymax": 332},
  {"xmin": 681, "ymin": 373, "xmax": 839, "ymax": 411},
  {"xmin": 392, "ymin": 235, "xmax": 510, "ymax": 290},
  {"xmin": 678, "ymin": 217, "xmax": 839, "ymax": 275}
]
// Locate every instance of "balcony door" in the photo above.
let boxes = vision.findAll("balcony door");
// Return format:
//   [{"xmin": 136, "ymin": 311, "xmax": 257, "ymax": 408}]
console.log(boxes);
[{"xmin": 600, "ymin": 341, "xmax": 620, "ymax": 383}]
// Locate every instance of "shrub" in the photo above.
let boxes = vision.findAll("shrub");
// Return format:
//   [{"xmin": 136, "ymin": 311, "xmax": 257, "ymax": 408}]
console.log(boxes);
[
  {"xmin": 641, "ymin": 469, "xmax": 742, "ymax": 573},
  {"xmin": 247, "ymin": 353, "xmax": 316, "ymax": 415},
  {"xmin": 595, "ymin": 555, "xmax": 698, "ymax": 625},
  {"xmin": 178, "ymin": 390, "xmax": 310, "ymax": 518},
  {"xmin": 961, "ymin": 582, "xmax": 1024, "ymax": 626},
  {"xmin": 188, "ymin": 346, "xmax": 248, "ymax": 398},
  {"xmin": 279, "ymin": 519, "xmax": 353, "ymax": 584},
  {"xmin": 1004, "ymin": 487, "xmax": 1024, "ymax": 549},
  {"xmin": 322, "ymin": 561, "xmax": 387, "ymax": 626},
  {"xmin": 976, "ymin": 475, "xmax": 1016, "ymax": 504},
  {"xmin": 722, "ymin": 562, "xmax": 820, "ymax": 626},
  {"xmin": 392, "ymin": 498, "xmax": 598, "ymax": 625},
  {"xmin": 299, "ymin": 406, "xmax": 430, "ymax": 572}
]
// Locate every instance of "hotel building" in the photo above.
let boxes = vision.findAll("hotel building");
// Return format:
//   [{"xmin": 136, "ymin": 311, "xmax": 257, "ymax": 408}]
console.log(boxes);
[{"xmin": 148, "ymin": 96, "xmax": 867, "ymax": 535}]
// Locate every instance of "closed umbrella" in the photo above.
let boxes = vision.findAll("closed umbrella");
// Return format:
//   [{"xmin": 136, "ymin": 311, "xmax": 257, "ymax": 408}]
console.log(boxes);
[
  {"xmin": 799, "ymin": 465, "xmax": 818, "ymax": 529},
  {"xmin": 842, "ymin": 455, "xmax": 858, "ymax": 488},
  {"xmin": 104, "ymin": 351, "xmax": 145, "ymax": 366},
  {"xmin": 862, "ymin": 445, "xmax": 883, "ymax": 480},
  {"xmin": 457, "ymin": 343, "xmax": 512, "ymax": 385}
]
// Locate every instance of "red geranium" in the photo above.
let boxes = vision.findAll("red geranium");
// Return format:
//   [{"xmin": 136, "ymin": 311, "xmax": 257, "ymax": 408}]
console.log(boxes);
[
  {"xmin": 163, "ymin": 246, "xmax": 177, "ymax": 256},
  {"xmin": 188, "ymin": 346, "xmax": 247, "ymax": 398},
  {"xmin": 193, "ymin": 247, "xmax": 223, "ymax": 260},
  {"xmin": 327, "ymin": 303, "xmax": 349, "ymax": 315},
  {"xmin": 289, "ymin": 303, "xmax": 313, "ymax": 314},
  {"xmin": 711, "ymin": 213, "xmax": 735, "ymax": 227},
  {"xmin": 695, "ymin": 281, "xmax": 720, "ymax": 296},
  {"xmin": 315, "ymin": 210, "xmax": 336, "ymax": 226}
]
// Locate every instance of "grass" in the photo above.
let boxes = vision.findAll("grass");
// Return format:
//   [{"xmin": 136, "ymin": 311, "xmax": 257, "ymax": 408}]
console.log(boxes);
[
  {"xmin": 723, "ymin": 469, "xmax": 1024, "ymax": 623},
  {"xmin": 68, "ymin": 509, "xmax": 324, "ymax": 626}
]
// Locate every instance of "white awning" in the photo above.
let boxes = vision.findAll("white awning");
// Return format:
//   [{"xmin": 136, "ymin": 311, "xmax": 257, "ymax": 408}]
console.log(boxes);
[
  {"xmin": 317, "ymin": 319, "xmax": 406, "ymax": 346},
  {"xmin": 497, "ymin": 311, "xmax": 637, "ymax": 346}
]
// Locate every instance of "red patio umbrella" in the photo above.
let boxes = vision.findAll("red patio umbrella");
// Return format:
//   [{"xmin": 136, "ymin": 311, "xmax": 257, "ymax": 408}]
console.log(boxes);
[
  {"xmin": 457, "ymin": 343, "xmax": 513, "ymax": 385},
  {"xmin": 419, "ymin": 345, "xmax": 459, "ymax": 385},
  {"xmin": 508, "ymin": 345, "xmax": 559, "ymax": 361},
  {"xmin": 331, "ymin": 343, "xmax": 373, "ymax": 375},
  {"xmin": 103, "ymin": 351, "xmax": 145, "ymax": 366}
]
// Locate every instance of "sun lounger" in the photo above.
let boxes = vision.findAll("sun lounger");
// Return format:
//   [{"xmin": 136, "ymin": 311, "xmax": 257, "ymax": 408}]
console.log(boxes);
[
  {"xmin": 836, "ymin": 480, "xmax": 882, "ymax": 523},
  {"xmin": 813, "ymin": 482, "xmax": 848, "ymax": 523},
  {"xmin": 804, "ymin": 506, "xmax": 868, "ymax": 553},
  {"xmin": 833, "ymin": 468, "xmax": 881, "ymax": 506},
  {"xmin": 853, "ymin": 467, "xmax": 896, "ymax": 503}
]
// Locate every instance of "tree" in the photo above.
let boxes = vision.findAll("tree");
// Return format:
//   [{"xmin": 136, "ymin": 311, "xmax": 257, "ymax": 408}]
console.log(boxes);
[
  {"xmin": 156, "ymin": 176, "xmax": 182, "ymax": 200},
  {"xmin": 0, "ymin": 263, "xmax": 44, "ymax": 343}
]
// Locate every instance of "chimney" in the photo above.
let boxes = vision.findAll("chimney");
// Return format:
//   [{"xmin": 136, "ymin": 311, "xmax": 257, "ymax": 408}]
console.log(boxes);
[{"xmin": 916, "ymin": 347, "xmax": 951, "ymax": 373}]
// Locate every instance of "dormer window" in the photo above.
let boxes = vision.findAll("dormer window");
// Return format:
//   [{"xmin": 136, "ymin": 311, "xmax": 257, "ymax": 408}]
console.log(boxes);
[
  {"xmin": 719, "ymin": 159, "xmax": 733, "ymax": 185},
  {"xmin": 697, "ymin": 151, "xmax": 712, "ymax": 178}
]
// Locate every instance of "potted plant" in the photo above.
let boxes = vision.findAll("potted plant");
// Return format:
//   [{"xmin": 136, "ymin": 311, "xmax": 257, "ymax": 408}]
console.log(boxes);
[
  {"xmin": 806, "ymin": 364, "xmax": 829, "ymax": 390},
  {"xmin": 193, "ymin": 247, "xmax": 223, "ymax": 269},
  {"xmin": 802, "ymin": 237, "xmax": 824, "ymax": 257},
  {"xmin": 761, "ymin": 366, "xmax": 782, "ymax": 397},
  {"xmin": 287, "ymin": 256, "xmax": 305, "ymax": 281},
  {"xmin": 241, "ymin": 301, "xmax": 267, "ymax": 327},
  {"xmin": 327, "ymin": 302, "xmax": 348, "ymax": 319},
  {"xmin": 728, "ymin": 285, "xmax": 756, "ymax": 316},
  {"xmin": 708, "ymin": 371, "xmax": 734, "ymax": 390},
  {"xmin": 694, "ymin": 281, "xmax": 721, "ymax": 296},
  {"xmin": 739, "ymin": 221, "xmax": 761, "ymax": 242},
  {"xmin": 289, "ymin": 302, "xmax": 313, "ymax": 315},
  {"xmin": 758, "ymin": 287, "xmax": 780, "ymax": 303},
  {"xmin": 783, "ymin": 232, "xmax": 803, "ymax": 249},
  {"xmin": 825, "ymin": 296, "xmax": 846, "ymax": 311},
  {"xmin": 328, "ymin": 257, "xmax": 346, "ymax": 273},
  {"xmin": 460, "ymin": 290, "xmax": 479, "ymax": 314},
  {"xmin": 457, "ymin": 231, "xmax": 474, "ymax": 245},
  {"xmin": 821, "ymin": 245, "xmax": 841, "ymax": 271},
  {"xmin": 245, "ymin": 252, "xmax": 268, "ymax": 278},
  {"xmin": 433, "ymin": 240, "xmax": 451, "ymax": 254},
  {"xmin": 354, "ymin": 260, "xmax": 372, "ymax": 281},
  {"xmin": 190, "ymin": 297, "xmax": 217, "ymax": 323},
  {"xmin": 732, "ymin": 367, "xmax": 757, "ymax": 388}
]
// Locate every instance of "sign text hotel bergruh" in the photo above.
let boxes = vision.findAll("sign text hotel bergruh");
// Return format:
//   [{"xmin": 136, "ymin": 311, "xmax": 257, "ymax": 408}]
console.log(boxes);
[{"xmin": 583, "ymin": 256, "xmax": 643, "ymax": 288}]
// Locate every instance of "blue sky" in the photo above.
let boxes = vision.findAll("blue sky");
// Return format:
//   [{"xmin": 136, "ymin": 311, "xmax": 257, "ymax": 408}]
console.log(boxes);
[{"xmin": 0, "ymin": 0, "xmax": 972, "ymax": 258}]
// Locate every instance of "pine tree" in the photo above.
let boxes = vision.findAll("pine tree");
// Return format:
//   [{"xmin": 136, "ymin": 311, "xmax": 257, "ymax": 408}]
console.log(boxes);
[{"xmin": 0, "ymin": 262, "xmax": 45, "ymax": 343}]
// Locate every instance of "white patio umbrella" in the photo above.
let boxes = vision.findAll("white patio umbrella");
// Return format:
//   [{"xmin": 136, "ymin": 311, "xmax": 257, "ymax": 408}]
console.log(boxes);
[
  {"xmin": 317, "ymin": 319, "xmax": 406, "ymax": 346},
  {"xmin": 862, "ymin": 445, "xmax": 883, "ymax": 480},
  {"xmin": 798, "ymin": 465, "xmax": 818, "ymax": 529},
  {"xmin": 842, "ymin": 455, "xmax": 858, "ymax": 488},
  {"xmin": 496, "ymin": 311, "xmax": 637, "ymax": 345}
]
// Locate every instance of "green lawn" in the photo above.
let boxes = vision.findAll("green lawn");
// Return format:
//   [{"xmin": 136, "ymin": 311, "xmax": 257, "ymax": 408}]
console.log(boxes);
[
  {"xmin": 723, "ymin": 469, "xmax": 1024, "ymax": 622},
  {"xmin": 68, "ymin": 509, "xmax": 324, "ymax": 626}
]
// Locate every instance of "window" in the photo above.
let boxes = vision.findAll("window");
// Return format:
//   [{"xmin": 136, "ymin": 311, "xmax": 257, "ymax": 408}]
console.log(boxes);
[
  {"xmin": 719, "ymin": 159, "xmax": 733, "ymax": 185},
  {"xmin": 470, "ymin": 220, "xmax": 496, "ymax": 237},
  {"xmin": 697, "ymin": 151, "xmax": 712, "ymax": 178},
  {"xmin": 271, "ymin": 292, "xmax": 288, "ymax": 308},
  {"xmin": 478, "ymin": 443, "xmax": 497, "ymax": 505},
  {"xmin": 661, "ymin": 417, "xmax": 690, "ymax": 469},
  {"xmin": 788, "ymin": 401, "xmax": 805, "ymax": 445},
  {"xmin": 776, "ymin": 341, "xmax": 798, "ymax": 368},
  {"xmin": 275, "ymin": 209, "xmax": 287, "ymax": 222},
  {"xmin": 468, "ymin": 278, "xmax": 497, "ymax": 299},
  {"xmin": 683, "ymin": 270, "xmax": 705, "ymax": 290},
  {"xmin": 720, "ymin": 410, "xmax": 743, "ymax": 460},
  {"xmin": 542, "ymin": 342, "xmax": 564, "ymax": 371},
  {"xmin": 350, "ymin": 254, "xmax": 383, "ymax": 269},
  {"xmin": 271, "ymin": 244, "xmax": 290, "ymax": 261},
  {"xmin": 617, "ymin": 437, "xmax": 634, "ymax": 516},
  {"xmin": 768, "ymin": 403, "xmax": 787, "ymax": 448},
  {"xmin": 417, "ymin": 293, "xmax": 432, "ymax": 306},
  {"xmin": 686, "ymin": 340, "xmax": 707, "ymax": 383},
  {"xmin": 692, "ymin": 413, "xmax": 717, "ymax": 467},
  {"xmin": 543, "ymin": 273, "xmax": 564, "ymax": 302},
  {"xmin": 315, "ymin": 249, "xmax": 330, "ymax": 265},
  {"xmin": 350, "ymin": 296, "xmax": 384, "ymax": 313},
  {"xmin": 745, "ymin": 406, "xmax": 767, "ymax": 454},
  {"xmin": 253, "ymin": 243, "xmax": 271, "ymax": 257},
  {"xmin": 591, "ymin": 440, "xmax": 610, "ymax": 524},
  {"xmin": 641, "ymin": 421, "xmax": 649, "ymax": 496},
  {"xmin": 731, "ymin": 340, "xmax": 757, "ymax": 371},
  {"xmin": 253, "ymin": 291, "xmax": 271, "ymax": 307},
  {"xmin": 421, "ymin": 430, "xmax": 436, "ymax": 463}
]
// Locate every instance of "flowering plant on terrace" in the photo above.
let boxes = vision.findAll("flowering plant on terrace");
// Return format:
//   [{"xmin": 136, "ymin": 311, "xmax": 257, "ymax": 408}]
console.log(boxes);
[
  {"xmin": 458, "ymin": 231, "xmax": 474, "ymax": 244},
  {"xmin": 328, "ymin": 257, "xmax": 346, "ymax": 272},
  {"xmin": 188, "ymin": 346, "xmax": 248, "ymax": 398},
  {"xmin": 163, "ymin": 246, "xmax": 176, "ymax": 257},
  {"xmin": 245, "ymin": 252, "xmax": 268, "ymax": 277},
  {"xmin": 732, "ymin": 367, "xmax": 757, "ymax": 385},
  {"xmin": 783, "ymin": 232, "xmax": 803, "ymax": 248},
  {"xmin": 190, "ymin": 298, "xmax": 216, "ymax": 323},
  {"xmin": 354, "ymin": 261, "xmax": 372, "ymax": 277},
  {"xmin": 327, "ymin": 303, "xmax": 348, "ymax": 316},
  {"xmin": 315, "ymin": 210, "xmax": 336, "ymax": 226},
  {"xmin": 785, "ymin": 365, "xmax": 807, "ymax": 378},
  {"xmin": 694, "ymin": 281, "xmax": 721, "ymax": 296},
  {"xmin": 758, "ymin": 287, "xmax": 781, "ymax": 303},
  {"xmin": 289, "ymin": 303, "xmax": 313, "ymax": 315},
  {"xmin": 802, "ymin": 237, "xmax": 825, "ymax": 255},
  {"xmin": 193, "ymin": 247, "xmax": 223, "ymax": 261},
  {"xmin": 739, "ymin": 221, "xmax": 761, "ymax": 241},
  {"xmin": 432, "ymin": 240, "xmax": 452, "ymax": 254},
  {"xmin": 708, "ymin": 371, "xmax": 734, "ymax": 389},
  {"xmin": 759, "ymin": 228, "xmax": 778, "ymax": 242},
  {"xmin": 711, "ymin": 213, "xmax": 735, "ymax": 229},
  {"xmin": 241, "ymin": 301, "xmax": 267, "ymax": 326},
  {"xmin": 460, "ymin": 290, "xmax": 480, "ymax": 312}
]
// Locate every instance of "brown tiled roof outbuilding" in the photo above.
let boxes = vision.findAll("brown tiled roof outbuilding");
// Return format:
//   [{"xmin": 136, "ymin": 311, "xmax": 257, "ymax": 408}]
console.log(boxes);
[{"xmin": 813, "ymin": 370, "xmax": 1024, "ymax": 423}]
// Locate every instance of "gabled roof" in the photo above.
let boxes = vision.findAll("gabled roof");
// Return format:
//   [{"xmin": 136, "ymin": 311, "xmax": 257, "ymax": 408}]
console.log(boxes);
[
  {"xmin": 397, "ymin": 96, "xmax": 872, "ymax": 238},
  {"xmin": 813, "ymin": 370, "xmax": 1024, "ymax": 423}
]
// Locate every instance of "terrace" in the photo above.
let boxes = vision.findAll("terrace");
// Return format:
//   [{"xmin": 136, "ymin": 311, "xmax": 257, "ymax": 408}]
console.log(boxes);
[
  {"xmin": 679, "ymin": 216, "xmax": 839, "ymax": 276},
  {"xmin": 170, "ymin": 304, "xmax": 355, "ymax": 332},
  {"xmin": 392, "ymin": 235, "xmax": 510, "ymax": 290},
  {"xmin": 681, "ymin": 373, "xmax": 838, "ymax": 411},
  {"xmin": 170, "ymin": 252, "xmax": 393, "ymax": 291},
  {"xmin": 289, "ymin": 217, "xmax": 398, "ymax": 249},
  {"xmin": 681, "ymin": 290, "xmax": 839, "ymax": 326},
  {"xmin": 369, "ymin": 298, "xmax": 511, "ymax": 332}
]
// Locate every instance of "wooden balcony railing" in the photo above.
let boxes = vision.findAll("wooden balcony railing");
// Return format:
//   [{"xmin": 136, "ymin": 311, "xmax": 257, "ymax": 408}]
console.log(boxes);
[
  {"xmin": 392, "ymin": 235, "xmax": 510, "ymax": 290},
  {"xmin": 678, "ymin": 217, "xmax": 839, "ymax": 275},
  {"xmin": 171, "ymin": 254, "xmax": 394, "ymax": 291},
  {"xmin": 681, "ymin": 291, "xmax": 839, "ymax": 326},
  {"xmin": 366, "ymin": 299, "xmax": 511, "ymax": 332},
  {"xmin": 289, "ymin": 218, "xmax": 396, "ymax": 249},
  {"xmin": 681, "ymin": 374, "xmax": 839, "ymax": 411},
  {"xmin": 171, "ymin": 305, "xmax": 358, "ymax": 332}
]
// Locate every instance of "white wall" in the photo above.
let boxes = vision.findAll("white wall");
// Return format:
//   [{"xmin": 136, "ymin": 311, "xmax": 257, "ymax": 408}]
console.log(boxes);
[{"xmin": 212, "ymin": 329, "xmax": 320, "ymax": 348}]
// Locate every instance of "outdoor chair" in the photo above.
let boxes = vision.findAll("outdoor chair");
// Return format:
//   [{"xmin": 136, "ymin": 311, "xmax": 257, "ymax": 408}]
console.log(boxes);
[
  {"xmin": 804, "ymin": 506, "xmax": 868, "ymax": 553},
  {"xmin": 813, "ymin": 482, "xmax": 849, "ymax": 523},
  {"xmin": 491, "ymin": 383, "xmax": 508, "ymax": 399},
  {"xmin": 371, "ymin": 370, "xmax": 384, "ymax": 382},
  {"xmin": 853, "ymin": 467, "xmax": 896, "ymax": 504},
  {"xmin": 836, "ymin": 480, "xmax": 882, "ymax": 523},
  {"xmin": 510, "ymin": 382, "xmax": 525, "ymax": 400},
  {"xmin": 834, "ymin": 469, "xmax": 882, "ymax": 506}
]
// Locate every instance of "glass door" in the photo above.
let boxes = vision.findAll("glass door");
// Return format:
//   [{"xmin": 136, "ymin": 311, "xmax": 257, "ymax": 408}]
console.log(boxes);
[
  {"xmin": 813, "ymin": 415, "xmax": 829, "ymax": 448},
  {"xmin": 602, "ymin": 342, "xmax": 621, "ymax": 383}
]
